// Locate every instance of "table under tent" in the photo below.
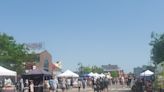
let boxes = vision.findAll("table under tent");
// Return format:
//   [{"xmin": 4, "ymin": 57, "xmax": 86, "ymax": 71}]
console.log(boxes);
[
  {"xmin": 0, "ymin": 66, "xmax": 17, "ymax": 92},
  {"xmin": 22, "ymin": 69, "xmax": 52, "ymax": 92},
  {"xmin": 140, "ymin": 70, "xmax": 154, "ymax": 81}
]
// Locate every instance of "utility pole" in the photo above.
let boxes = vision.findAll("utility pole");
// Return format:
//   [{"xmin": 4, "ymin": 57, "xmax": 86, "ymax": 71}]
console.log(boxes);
[{"xmin": 78, "ymin": 62, "xmax": 83, "ymax": 76}]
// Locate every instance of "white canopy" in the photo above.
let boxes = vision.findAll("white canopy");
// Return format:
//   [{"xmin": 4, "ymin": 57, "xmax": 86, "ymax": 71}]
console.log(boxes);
[
  {"xmin": 0, "ymin": 66, "xmax": 17, "ymax": 76},
  {"xmin": 88, "ymin": 72, "xmax": 103, "ymax": 78},
  {"xmin": 140, "ymin": 70, "xmax": 154, "ymax": 76},
  {"xmin": 57, "ymin": 70, "xmax": 79, "ymax": 77},
  {"xmin": 106, "ymin": 75, "xmax": 112, "ymax": 79},
  {"xmin": 94, "ymin": 73, "xmax": 100, "ymax": 77},
  {"xmin": 88, "ymin": 72, "xmax": 99, "ymax": 77},
  {"xmin": 88, "ymin": 72, "xmax": 94, "ymax": 77},
  {"xmin": 99, "ymin": 73, "xmax": 105, "ymax": 77},
  {"xmin": 104, "ymin": 72, "xmax": 112, "ymax": 79}
]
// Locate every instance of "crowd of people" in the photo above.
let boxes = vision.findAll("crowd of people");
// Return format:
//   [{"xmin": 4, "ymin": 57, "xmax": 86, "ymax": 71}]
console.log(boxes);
[
  {"xmin": 12, "ymin": 74, "xmax": 154, "ymax": 92},
  {"xmin": 16, "ymin": 77, "xmax": 58, "ymax": 92},
  {"xmin": 130, "ymin": 78, "xmax": 153, "ymax": 92},
  {"xmin": 15, "ymin": 75, "xmax": 127, "ymax": 92}
]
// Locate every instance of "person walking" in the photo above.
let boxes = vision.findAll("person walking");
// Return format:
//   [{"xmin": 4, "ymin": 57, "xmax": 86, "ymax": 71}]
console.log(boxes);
[
  {"xmin": 82, "ymin": 78, "xmax": 87, "ymax": 90},
  {"xmin": 44, "ymin": 80, "xmax": 50, "ymax": 92},
  {"xmin": 29, "ymin": 80, "xmax": 34, "ymax": 92},
  {"xmin": 136, "ymin": 79, "xmax": 144, "ymax": 92},
  {"xmin": 24, "ymin": 79, "xmax": 29, "ymax": 92},
  {"xmin": 61, "ymin": 78, "xmax": 66, "ymax": 92},
  {"xmin": 145, "ymin": 80, "xmax": 152, "ymax": 92},
  {"xmin": 77, "ymin": 79, "xmax": 82, "ymax": 92}
]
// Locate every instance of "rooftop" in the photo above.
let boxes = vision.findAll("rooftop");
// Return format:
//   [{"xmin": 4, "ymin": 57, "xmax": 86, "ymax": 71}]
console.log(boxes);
[{"xmin": 102, "ymin": 64, "xmax": 120, "ymax": 71}]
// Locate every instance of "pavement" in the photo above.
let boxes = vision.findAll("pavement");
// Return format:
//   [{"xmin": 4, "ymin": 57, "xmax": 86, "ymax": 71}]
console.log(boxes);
[
  {"xmin": 57, "ymin": 85, "xmax": 131, "ymax": 92},
  {"xmin": 109, "ymin": 85, "xmax": 131, "ymax": 92}
]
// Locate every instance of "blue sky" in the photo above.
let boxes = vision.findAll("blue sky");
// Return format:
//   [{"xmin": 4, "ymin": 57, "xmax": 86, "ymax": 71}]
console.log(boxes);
[{"xmin": 1, "ymin": 0, "xmax": 164, "ymax": 72}]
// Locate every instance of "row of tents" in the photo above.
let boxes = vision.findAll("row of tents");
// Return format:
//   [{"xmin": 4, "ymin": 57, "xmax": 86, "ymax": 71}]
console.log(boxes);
[
  {"xmin": 86, "ymin": 72, "xmax": 112, "ymax": 78},
  {"xmin": 0, "ymin": 66, "xmax": 112, "ymax": 92},
  {"xmin": 0, "ymin": 65, "xmax": 154, "ymax": 77},
  {"xmin": 0, "ymin": 66, "xmax": 112, "ymax": 78},
  {"xmin": 58, "ymin": 69, "xmax": 154, "ymax": 78},
  {"xmin": 57, "ymin": 70, "xmax": 112, "ymax": 78}
]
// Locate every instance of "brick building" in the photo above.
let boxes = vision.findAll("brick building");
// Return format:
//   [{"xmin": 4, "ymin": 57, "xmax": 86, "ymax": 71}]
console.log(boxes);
[
  {"xmin": 25, "ymin": 50, "xmax": 54, "ymax": 73},
  {"xmin": 102, "ymin": 64, "xmax": 125, "ymax": 77},
  {"xmin": 102, "ymin": 64, "xmax": 120, "ymax": 72}
]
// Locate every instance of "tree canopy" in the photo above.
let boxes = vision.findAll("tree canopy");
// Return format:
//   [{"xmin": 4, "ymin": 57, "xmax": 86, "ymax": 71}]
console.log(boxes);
[
  {"xmin": 91, "ymin": 65, "xmax": 104, "ymax": 73},
  {"xmin": 150, "ymin": 32, "xmax": 164, "ymax": 64},
  {"xmin": 83, "ymin": 66, "xmax": 92, "ymax": 74},
  {"xmin": 0, "ymin": 33, "xmax": 33, "ymax": 74},
  {"xmin": 110, "ymin": 71, "xmax": 119, "ymax": 78},
  {"xmin": 77, "ymin": 63, "xmax": 104, "ymax": 75}
]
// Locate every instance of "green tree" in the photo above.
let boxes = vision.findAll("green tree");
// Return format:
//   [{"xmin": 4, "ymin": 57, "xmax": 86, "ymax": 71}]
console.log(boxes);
[
  {"xmin": 145, "ymin": 65, "xmax": 155, "ymax": 72},
  {"xmin": 92, "ymin": 65, "xmax": 103, "ymax": 73},
  {"xmin": 0, "ymin": 33, "xmax": 33, "ymax": 74},
  {"xmin": 77, "ymin": 63, "xmax": 104, "ymax": 75},
  {"xmin": 83, "ymin": 66, "xmax": 92, "ymax": 74},
  {"xmin": 150, "ymin": 32, "xmax": 164, "ymax": 64},
  {"xmin": 110, "ymin": 71, "xmax": 119, "ymax": 78},
  {"xmin": 77, "ymin": 62, "xmax": 84, "ymax": 75}
]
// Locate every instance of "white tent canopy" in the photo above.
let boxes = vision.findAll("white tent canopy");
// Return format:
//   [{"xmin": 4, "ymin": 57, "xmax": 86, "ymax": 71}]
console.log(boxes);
[
  {"xmin": 106, "ymin": 75, "xmax": 112, "ymax": 79},
  {"xmin": 0, "ymin": 66, "xmax": 17, "ymax": 76},
  {"xmin": 88, "ymin": 72, "xmax": 105, "ymax": 78},
  {"xmin": 94, "ymin": 73, "xmax": 100, "ymax": 77},
  {"xmin": 88, "ymin": 72, "xmax": 100, "ymax": 77},
  {"xmin": 88, "ymin": 72, "xmax": 94, "ymax": 77},
  {"xmin": 99, "ymin": 73, "xmax": 105, "ymax": 77},
  {"xmin": 140, "ymin": 70, "xmax": 154, "ymax": 76},
  {"xmin": 57, "ymin": 70, "xmax": 79, "ymax": 77}
]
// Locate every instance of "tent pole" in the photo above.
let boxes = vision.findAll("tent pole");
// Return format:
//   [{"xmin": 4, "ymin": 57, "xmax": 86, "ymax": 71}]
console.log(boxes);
[
  {"xmin": 15, "ymin": 76, "xmax": 17, "ymax": 83},
  {"xmin": 43, "ymin": 75, "xmax": 44, "ymax": 91}
]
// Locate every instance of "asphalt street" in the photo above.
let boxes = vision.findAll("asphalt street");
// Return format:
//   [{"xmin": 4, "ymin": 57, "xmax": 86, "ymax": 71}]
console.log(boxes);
[{"xmin": 57, "ymin": 85, "xmax": 131, "ymax": 92}]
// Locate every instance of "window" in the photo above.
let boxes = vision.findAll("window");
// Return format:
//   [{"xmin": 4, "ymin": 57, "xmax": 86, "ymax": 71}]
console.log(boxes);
[
  {"xmin": 44, "ymin": 58, "xmax": 49, "ymax": 71},
  {"xmin": 35, "ymin": 55, "xmax": 40, "ymax": 63}
]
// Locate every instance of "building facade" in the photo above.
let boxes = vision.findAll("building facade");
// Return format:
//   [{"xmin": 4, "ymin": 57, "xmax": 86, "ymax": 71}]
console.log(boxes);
[
  {"xmin": 102, "ymin": 64, "xmax": 125, "ymax": 77},
  {"xmin": 25, "ymin": 50, "xmax": 54, "ymax": 73},
  {"xmin": 102, "ymin": 64, "xmax": 120, "ymax": 72},
  {"xmin": 133, "ymin": 66, "xmax": 146, "ymax": 77},
  {"xmin": 36, "ymin": 50, "xmax": 53, "ymax": 72}
]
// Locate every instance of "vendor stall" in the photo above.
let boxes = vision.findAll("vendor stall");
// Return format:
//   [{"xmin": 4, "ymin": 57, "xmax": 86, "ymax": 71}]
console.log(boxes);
[
  {"xmin": 57, "ymin": 70, "xmax": 79, "ymax": 77},
  {"xmin": 140, "ymin": 70, "xmax": 154, "ymax": 77},
  {"xmin": 0, "ymin": 66, "xmax": 17, "ymax": 92},
  {"xmin": 22, "ymin": 69, "xmax": 52, "ymax": 92}
]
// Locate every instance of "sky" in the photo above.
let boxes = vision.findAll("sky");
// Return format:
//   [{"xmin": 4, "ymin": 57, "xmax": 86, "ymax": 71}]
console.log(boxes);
[{"xmin": 0, "ymin": 0, "xmax": 164, "ymax": 73}]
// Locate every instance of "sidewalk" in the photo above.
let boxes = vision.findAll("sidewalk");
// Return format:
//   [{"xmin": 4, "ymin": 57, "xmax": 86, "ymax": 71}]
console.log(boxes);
[
  {"xmin": 57, "ymin": 87, "xmax": 93, "ymax": 92},
  {"xmin": 56, "ymin": 85, "xmax": 131, "ymax": 92}
]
